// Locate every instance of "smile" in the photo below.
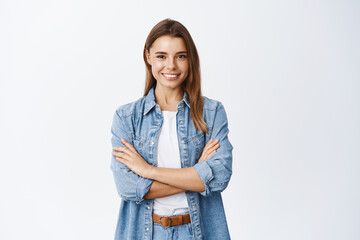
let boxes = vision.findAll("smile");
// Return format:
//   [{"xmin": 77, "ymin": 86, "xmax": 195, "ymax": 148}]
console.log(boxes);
[{"xmin": 161, "ymin": 73, "xmax": 180, "ymax": 80}]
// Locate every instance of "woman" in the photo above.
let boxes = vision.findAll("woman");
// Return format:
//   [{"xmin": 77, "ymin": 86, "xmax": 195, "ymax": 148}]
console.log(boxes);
[{"xmin": 111, "ymin": 18, "xmax": 233, "ymax": 240}]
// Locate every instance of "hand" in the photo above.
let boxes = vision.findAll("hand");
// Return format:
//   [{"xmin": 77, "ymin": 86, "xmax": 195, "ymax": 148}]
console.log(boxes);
[
  {"xmin": 198, "ymin": 138, "xmax": 220, "ymax": 163},
  {"xmin": 112, "ymin": 138, "xmax": 153, "ymax": 178}
]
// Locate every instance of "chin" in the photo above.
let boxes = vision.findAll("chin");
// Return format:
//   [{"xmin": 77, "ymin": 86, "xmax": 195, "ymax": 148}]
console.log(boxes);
[{"xmin": 157, "ymin": 79, "xmax": 182, "ymax": 89}]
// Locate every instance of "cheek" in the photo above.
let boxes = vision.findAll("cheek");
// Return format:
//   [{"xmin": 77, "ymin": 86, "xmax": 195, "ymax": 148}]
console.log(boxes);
[
  {"xmin": 179, "ymin": 66, "xmax": 189, "ymax": 84},
  {"xmin": 152, "ymin": 61, "xmax": 163, "ymax": 72},
  {"xmin": 180, "ymin": 62, "xmax": 189, "ymax": 75}
]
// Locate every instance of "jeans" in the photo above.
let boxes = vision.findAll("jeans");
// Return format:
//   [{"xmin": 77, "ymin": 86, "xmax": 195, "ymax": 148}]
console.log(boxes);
[{"xmin": 153, "ymin": 222, "xmax": 194, "ymax": 240}]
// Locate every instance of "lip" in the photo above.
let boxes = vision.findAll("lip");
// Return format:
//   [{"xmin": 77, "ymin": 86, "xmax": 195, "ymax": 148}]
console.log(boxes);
[{"xmin": 161, "ymin": 73, "xmax": 180, "ymax": 81}]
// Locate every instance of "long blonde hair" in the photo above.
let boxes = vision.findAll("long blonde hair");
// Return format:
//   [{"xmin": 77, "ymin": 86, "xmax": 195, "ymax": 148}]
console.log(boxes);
[{"xmin": 143, "ymin": 18, "xmax": 208, "ymax": 133}]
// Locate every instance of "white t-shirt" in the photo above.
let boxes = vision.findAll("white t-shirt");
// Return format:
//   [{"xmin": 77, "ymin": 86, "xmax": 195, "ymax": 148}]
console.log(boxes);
[{"xmin": 153, "ymin": 110, "xmax": 189, "ymax": 216}]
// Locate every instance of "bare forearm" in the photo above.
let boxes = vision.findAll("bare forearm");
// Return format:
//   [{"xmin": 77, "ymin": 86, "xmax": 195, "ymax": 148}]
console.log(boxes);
[
  {"xmin": 144, "ymin": 180, "xmax": 185, "ymax": 199},
  {"xmin": 147, "ymin": 166, "xmax": 205, "ymax": 192}
]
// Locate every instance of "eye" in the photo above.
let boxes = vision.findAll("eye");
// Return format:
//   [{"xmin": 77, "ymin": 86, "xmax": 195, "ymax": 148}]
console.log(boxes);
[
  {"xmin": 178, "ymin": 55, "xmax": 187, "ymax": 59},
  {"xmin": 156, "ymin": 55, "xmax": 165, "ymax": 59}
]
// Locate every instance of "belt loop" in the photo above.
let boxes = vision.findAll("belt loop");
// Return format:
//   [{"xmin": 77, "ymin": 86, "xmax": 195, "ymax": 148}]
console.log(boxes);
[{"xmin": 179, "ymin": 215, "xmax": 183, "ymax": 225}]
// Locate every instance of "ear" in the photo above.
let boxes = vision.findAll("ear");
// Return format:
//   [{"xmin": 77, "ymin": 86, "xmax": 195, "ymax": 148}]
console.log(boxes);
[{"xmin": 145, "ymin": 49, "xmax": 151, "ymax": 65}]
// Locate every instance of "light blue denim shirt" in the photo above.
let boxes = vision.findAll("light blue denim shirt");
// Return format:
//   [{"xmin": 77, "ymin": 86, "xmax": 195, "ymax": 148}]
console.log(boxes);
[{"xmin": 110, "ymin": 84, "xmax": 233, "ymax": 240}]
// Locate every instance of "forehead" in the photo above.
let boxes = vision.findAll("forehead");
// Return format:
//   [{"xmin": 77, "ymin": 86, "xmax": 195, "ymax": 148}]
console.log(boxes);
[{"xmin": 150, "ymin": 35, "xmax": 187, "ymax": 52}]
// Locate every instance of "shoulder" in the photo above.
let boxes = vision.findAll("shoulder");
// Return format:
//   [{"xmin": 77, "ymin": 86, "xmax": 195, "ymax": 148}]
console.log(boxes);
[
  {"xmin": 202, "ymin": 96, "xmax": 229, "ymax": 127},
  {"xmin": 202, "ymin": 96, "xmax": 226, "ymax": 112},
  {"xmin": 114, "ymin": 96, "xmax": 147, "ymax": 118}
]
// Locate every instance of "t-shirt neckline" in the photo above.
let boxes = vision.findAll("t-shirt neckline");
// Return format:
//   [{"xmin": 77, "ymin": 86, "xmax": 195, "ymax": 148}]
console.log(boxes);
[{"xmin": 161, "ymin": 110, "xmax": 177, "ymax": 113}]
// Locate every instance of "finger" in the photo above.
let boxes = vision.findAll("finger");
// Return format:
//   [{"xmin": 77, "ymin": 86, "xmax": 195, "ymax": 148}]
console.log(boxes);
[
  {"xmin": 209, "ymin": 143, "xmax": 220, "ymax": 151},
  {"xmin": 204, "ymin": 138, "xmax": 219, "ymax": 151},
  {"xmin": 201, "ymin": 150, "xmax": 211, "ymax": 161},
  {"xmin": 113, "ymin": 146, "xmax": 128, "ymax": 152},
  {"xmin": 205, "ymin": 149, "xmax": 217, "ymax": 161},
  {"xmin": 114, "ymin": 142, "xmax": 135, "ymax": 156},
  {"xmin": 201, "ymin": 139, "xmax": 213, "ymax": 153},
  {"xmin": 199, "ymin": 149, "xmax": 211, "ymax": 161},
  {"xmin": 121, "ymin": 138, "xmax": 137, "ymax": 153},
  {"xmin": 206, "ymin": 140, "xmax": 219, "ymax": 152},
  {"xmin": 202, "ymin": 143, "xmax": 219, "ymax": 157},
  {"xmin": 205, "ymin": 138, "xmax": 213, "ymax": 146},
  {"xmin": 112, "ymin": 151, "xmax": 129, "ymax": 159},
  {"xmin": 115, "ymin": 156, "xmax": 127, "ymax": 164},
  {"xmin": 209, "ymin": 148, "xmax": 217, "ymax": 156},
  {"xmin": 115, "ymin": 146, "xmax": 134, "ymax": 157},
  {"xmin": 199, "ymin": 139, "xmax": 219, "ymax": 161},
  {"xmin": 203, "ymin": 149, "xmax": 217, "ymax": 161},
  {"xmin": 210, "ymin": 139, "xmax": 219, "ymax": 147}
]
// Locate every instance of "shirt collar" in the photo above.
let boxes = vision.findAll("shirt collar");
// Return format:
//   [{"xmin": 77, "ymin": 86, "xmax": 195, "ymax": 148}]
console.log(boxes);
[{"xmin": 143, "ymin": 84, "xmax": 190, "ymax": 115}]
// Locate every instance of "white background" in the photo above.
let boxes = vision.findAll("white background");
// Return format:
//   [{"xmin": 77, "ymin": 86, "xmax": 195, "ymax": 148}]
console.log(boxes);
[{"xmin": 1, "ymin": 0, "xmax": 359, "ymax": 239}]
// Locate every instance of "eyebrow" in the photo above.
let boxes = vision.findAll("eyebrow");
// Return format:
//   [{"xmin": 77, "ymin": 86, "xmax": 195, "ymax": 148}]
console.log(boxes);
[{"xmin": 154, "ymin": 51, "xmax": 188, "ymax": 54}]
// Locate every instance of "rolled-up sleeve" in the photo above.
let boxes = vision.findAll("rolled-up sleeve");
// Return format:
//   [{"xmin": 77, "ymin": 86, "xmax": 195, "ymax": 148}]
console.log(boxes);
[
  {"xmin": 110, "ymin": 109, "xmax": 153, "ymax": 204},
  {"xmin": 194, "ymin": 102, "xmax": 233, "ymax": 197}
]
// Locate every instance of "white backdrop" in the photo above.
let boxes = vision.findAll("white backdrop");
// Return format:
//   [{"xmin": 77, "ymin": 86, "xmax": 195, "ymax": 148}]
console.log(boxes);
[{"xmin": 1, "ymin": 0, "xmax": 359, "ymax": 239}]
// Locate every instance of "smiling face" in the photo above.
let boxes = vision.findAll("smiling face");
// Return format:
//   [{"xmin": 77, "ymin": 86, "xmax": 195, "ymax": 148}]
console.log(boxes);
[{"xmin": 145, "ymin": 35, "xmax": 189, "ymax": 92}]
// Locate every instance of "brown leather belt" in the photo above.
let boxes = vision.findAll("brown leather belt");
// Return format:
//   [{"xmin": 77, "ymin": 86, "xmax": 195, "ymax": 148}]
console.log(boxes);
[{"xmin": 152, "ymin": 213, "xmax": 191, "ymax": 228}]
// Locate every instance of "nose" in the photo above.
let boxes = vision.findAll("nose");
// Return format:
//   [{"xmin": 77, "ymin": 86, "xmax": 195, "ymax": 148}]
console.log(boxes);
[{"xmin": 165, "ymin": 57, "xmax": 176, "ymax": 70}]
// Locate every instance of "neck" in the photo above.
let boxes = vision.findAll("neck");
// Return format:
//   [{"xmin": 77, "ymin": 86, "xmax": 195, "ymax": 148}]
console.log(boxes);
[{"xmin": 154, "ymin": 85, "xmax": 184, "ymax": 111}]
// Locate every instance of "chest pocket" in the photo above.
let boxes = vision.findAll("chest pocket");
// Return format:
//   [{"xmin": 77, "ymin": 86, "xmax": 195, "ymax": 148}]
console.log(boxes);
[{"xmin": 133, "ymin": 136, "xmax": 155, "ymax": 166}]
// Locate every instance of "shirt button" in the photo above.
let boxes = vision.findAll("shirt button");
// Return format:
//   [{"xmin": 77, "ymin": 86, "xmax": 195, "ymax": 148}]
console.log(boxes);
[
  {"xmin": 181, "ymin": 140, "xmax": 184, "ymax": 143},
  {"xmin": 180, "ymin": 120, "xmax": 183, "ymax": 123},
  {"xmin": 195, "ymin": 226, "xmax": 199, "ymax": 230},
  {"xmin": 146, "ymin": 227, "xmax": 149, "ymax": 231},
  {"xmin": 147, "ymin": 206, "xmax": 150, "ymax": 210},
  {"xmin": 192, "ymin": 204, "xmax": 196, "ymax": 209},
  {"xmin": 151, "ymin": 141, "xmax": 154, "ymax": 145}
]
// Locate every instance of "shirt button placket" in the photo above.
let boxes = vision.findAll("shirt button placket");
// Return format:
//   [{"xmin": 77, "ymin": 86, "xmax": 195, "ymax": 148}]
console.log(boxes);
[
  {"xmin": 144, "ymin": 201, "xmax": 153, "ymax": 240},
  {"xmin": 190, "ymin": 198, "xmax": 202, "ymax": 238}
]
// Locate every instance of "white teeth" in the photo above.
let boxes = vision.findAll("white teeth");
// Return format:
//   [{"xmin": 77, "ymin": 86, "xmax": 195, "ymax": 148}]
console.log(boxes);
[{"xmin": 163, "ymin": 74, "xmax": 178, "ymax": 78}]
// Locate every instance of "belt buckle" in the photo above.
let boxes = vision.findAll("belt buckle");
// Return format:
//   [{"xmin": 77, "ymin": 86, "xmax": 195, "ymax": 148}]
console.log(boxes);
[{"xmin": 159, "ymin": 216, "xmax": 172, "ymax": 228}]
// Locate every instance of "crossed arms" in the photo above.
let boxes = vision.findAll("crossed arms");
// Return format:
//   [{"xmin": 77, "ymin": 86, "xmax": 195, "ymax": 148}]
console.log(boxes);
[{"xmin": 110, "ymin": 102, "xmax": 233, "ymax": 203}]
